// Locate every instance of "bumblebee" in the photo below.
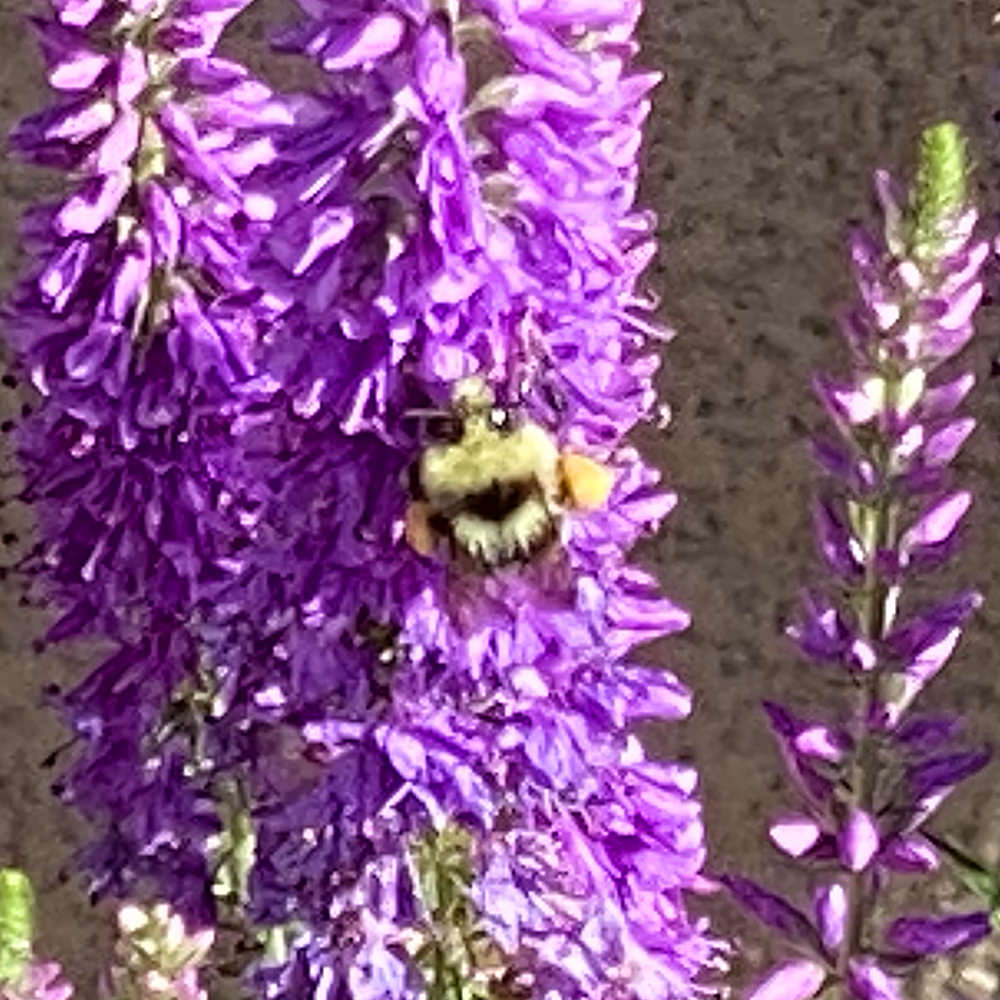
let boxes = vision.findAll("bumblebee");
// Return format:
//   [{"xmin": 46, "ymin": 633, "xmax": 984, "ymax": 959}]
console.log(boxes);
[{"xmin": 404, "ymin": 377, "xmax": 613, "ymax": 569}]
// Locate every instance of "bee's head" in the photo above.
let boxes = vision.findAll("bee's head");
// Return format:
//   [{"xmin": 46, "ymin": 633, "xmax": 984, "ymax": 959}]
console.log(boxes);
[
  {"xmin": 451, "ymin": 376, "xmax": 515, "ymax": 440},
  {"xmin": 452, "ymin": 375, "xmax": 493, "ymax": 416}
]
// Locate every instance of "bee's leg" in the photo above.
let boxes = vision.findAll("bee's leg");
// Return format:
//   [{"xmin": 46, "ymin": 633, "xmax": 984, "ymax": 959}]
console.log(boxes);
[
  {"xmin": 404, "ymin": 501, "xmax": 436, "ymax": 557},
  {"xmin": 559, "ymin": 452, "xmax": 614, "ymax": 510}
]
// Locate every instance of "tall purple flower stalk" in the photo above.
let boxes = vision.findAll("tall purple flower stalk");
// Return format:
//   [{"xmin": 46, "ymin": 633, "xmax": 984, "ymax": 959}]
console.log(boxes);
[
  {"xmin": 723, "ymin": 123, "xmax": 992, "ymax": 999},
  {"xmin": 190, "ymin": 0, "xmax": 724, "ymax": 997},
  {"xmin": 5, "ymin": 0, "xmax": 723, "ymax": 996},
  {"xmin": 4, "ymin": 0, "xmax": 289, "ymax": 924}
]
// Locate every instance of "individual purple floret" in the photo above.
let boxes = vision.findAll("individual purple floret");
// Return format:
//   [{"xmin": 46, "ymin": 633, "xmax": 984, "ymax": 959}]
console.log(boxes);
[
  {"xmin": 723, "ymin": 123, "xmax": 991, "ymax": 999},
  {"xmin": 4, "ymin": 0, "xmax": 289, "ymax": 923}
]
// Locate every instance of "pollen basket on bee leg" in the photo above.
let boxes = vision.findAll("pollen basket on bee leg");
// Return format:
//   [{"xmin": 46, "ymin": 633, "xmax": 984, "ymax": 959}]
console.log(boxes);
[
  {"xmin": 560, "ymin": 452, "xmax": 614, "ymax": 511},
  {"xmin": 404, "ymin": 501, "xmax": 437, "ymax": 557}
]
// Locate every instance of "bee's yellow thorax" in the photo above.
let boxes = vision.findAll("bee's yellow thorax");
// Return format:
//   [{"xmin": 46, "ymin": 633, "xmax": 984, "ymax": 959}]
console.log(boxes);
[{"xmin": 420, "ymin": 420, "xmax": 560, "ymax": 501}]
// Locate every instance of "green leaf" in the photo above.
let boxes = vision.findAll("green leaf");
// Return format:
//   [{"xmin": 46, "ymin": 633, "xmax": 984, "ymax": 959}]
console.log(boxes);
[
  {"xmin": 927, "ymin": 834, "xmax": 1000, "ymax": 904},
  {"xmin": 211, "ymin": 778, "xmax": 256, "ymax": 908}
]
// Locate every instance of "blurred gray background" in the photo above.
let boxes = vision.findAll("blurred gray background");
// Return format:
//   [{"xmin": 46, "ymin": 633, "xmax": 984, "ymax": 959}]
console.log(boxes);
[{"xmin": 1, "ymin": 0, "xmax": 999, "ymax": 996}]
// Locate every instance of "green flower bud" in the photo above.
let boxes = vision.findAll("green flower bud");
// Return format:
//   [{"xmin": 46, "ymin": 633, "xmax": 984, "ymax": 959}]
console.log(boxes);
[
  {"xmin": 908, "ymin": 121, "xmax": 971, "ymax": 265},
  {"xmin": 0, "ymin": 869, "xmax": 34, "ymax": 988}
]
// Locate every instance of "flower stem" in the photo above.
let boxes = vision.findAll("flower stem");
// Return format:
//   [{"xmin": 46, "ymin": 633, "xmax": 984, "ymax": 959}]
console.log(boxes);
[{"xmin": 837, "ymin": 337, "xmax": 911, "ymax": 989}]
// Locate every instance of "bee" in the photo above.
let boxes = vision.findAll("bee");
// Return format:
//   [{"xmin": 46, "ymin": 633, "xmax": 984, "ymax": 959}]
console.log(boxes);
[{"xmin": 404, "ymin": 377, "xmax": 614, "ymax": 570}]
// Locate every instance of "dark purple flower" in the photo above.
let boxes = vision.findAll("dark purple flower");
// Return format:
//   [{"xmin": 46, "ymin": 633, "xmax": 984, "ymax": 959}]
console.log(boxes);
[
  {"xmin": 847, "ymin": 959, "xmax": 903, "ymax": 1000},
  {"xmin": 718, "ymin": 876, "xmax": 820, "ymax": 952},
  {"xmin": 886, "ymin": 911, "xmax": 991, "ymax": 956},
  {"xmin": 5, "ymin": 0, "xmax": 289, "ymax": 923}
]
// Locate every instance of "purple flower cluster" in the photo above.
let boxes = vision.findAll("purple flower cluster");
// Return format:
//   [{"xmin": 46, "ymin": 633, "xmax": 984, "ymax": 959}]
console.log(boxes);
[
  {"xmin": 6, "ymin": 0, "xmax": 721, "ymax": 998},
  {"xmin": 723, "ymin": 124, "xmax": 992, "ymax": 999},
  {"xmin": 204, "ymin": 1, "xmax": 722, "ymax": 996},
  {"xmin": 6, "ymin": 0, "xmax": 289, "ymax": 924}
]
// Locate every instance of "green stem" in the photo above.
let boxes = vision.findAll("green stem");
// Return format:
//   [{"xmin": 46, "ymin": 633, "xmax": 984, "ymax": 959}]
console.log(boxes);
[
  {"xmin": 839, "ymin": 488, "xmax": 898, "ymax": 977},
  {"xmin": 835, "ymin": 361, "xmax": 907, "ymax": 991}
]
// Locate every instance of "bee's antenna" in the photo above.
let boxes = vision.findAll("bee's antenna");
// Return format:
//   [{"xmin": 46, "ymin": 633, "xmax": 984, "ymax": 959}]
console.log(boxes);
[{"xmin": 402, "ymin": 408, "xmax": 450, "ymax": 420}]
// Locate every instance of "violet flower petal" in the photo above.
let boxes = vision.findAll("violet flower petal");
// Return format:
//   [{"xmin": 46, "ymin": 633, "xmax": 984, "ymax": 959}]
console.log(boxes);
[
  {"xmin": 719, "ymin": 875, "xmax": 820, "ymax": 949},
  {"xmin": 847, "ymin": 958, "xmax": 904, "ymax": 1000},
  {"xmin": 746, "ymin": 959, "xmax": 828, "ymax": 1000},
  {"xmin": 901, "ymin": 491, "xmax": 971, "ymax": 551},
  {"xmin": 769, "ymin": 815, "xmax": 822, "ymax": 858},
  {"xmin": 322, "ymin": 13, "xmax": 406, "ymax": 71},
  {"xmin": 839, "ymin": 807, "xmax": 880, "ymax": 872},
  {"xmin": 879, "ymin": 834, "xmax": 939, "ymax": 873},
  {"xmin": 886, "ymin": 911, "xmax": 990, "ymax": 956},
  {"xmin": 813, "ymin": 882, "xmax": 847, "ymax": 955}
]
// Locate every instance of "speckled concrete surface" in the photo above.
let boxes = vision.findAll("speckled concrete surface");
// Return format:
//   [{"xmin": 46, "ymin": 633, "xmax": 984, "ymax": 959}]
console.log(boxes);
[{"xmin": 1, "ymin": 0, "xmax": 999, "ymax": 996}]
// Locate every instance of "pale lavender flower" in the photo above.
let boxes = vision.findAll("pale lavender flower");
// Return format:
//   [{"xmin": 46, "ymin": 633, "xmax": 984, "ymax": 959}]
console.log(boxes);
[
  {"xmin": 101, "ymin": 902, "xmax": 215, "ymax": 1000},
  {"xmin": 724, "ymin": 124, "xmax": 991, "ymax": 997}
]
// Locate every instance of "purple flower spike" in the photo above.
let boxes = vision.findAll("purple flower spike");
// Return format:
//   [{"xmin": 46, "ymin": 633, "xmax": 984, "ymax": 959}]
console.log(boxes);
[
  {"xmin": 161, "ymin": 0, "xmax": 724, "ymax": 995},
  {"xmin": 8, "ymin": 0, "xmax": 290, "ymax": 637},
  {"xmin": 5, "ymin": 0, "xmax": 291, "ymax": 926},
  {"xmin": 731, "ymin": 123, "xmax": 990, "ymax": 1000}
]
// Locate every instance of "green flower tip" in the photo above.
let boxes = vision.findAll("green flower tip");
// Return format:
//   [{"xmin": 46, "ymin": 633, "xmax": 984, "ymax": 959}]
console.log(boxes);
[
  {"xmin": 0, "ymin": 868, "xmax": 35, "ymax": 987},
  {"xmin": 909, "ymin": 120, "xmax": 971, "ymax": 261}
]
